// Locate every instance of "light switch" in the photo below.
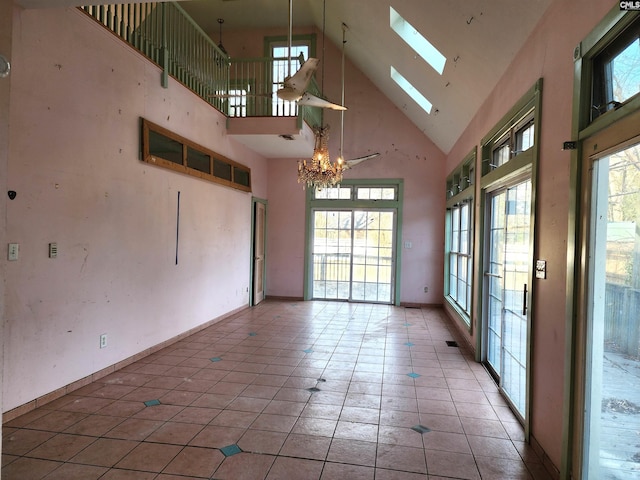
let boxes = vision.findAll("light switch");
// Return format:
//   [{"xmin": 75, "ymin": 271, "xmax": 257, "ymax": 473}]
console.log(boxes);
[
  {"xmin": 404, "ymin": 241, "xmax": 412, "ymax": 249},
  {"xmin": 536, "ymin": 260, "xmax": 547, "ymax": 279},
  {"xmin": 8, "ymin": 243, "xmax": 19, "ymax": 261}
]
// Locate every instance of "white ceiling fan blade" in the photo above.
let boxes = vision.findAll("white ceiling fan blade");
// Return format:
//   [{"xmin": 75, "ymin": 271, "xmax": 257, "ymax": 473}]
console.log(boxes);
[
  {"xmin": 344, "ymin": 153, "xmax": 380, "ymax": 168},
  {"xmin": 277, "ymin": 58, "xmax": 319, "ymax": 101},
  {"xmin": 298, "ymin": 92, "xmax": 347, "ymax": 111},
  {"xmin": 285, "ymin": 58, "xmax": 319, "ymax": 92}
]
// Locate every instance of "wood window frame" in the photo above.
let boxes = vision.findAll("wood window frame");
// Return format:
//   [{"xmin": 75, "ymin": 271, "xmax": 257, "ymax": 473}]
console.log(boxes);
[{"xmin": 141, "ymin": 118, "xmax": 251, "ymax": 192}]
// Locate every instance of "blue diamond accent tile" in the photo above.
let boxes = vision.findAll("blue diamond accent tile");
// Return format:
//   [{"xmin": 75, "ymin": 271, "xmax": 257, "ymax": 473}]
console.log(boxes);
[
  {"xmin": 303, "ymin": 348, "xmax": 313, "ymax": 353},
  {"xmin": 307, "ymin": 387, "xmax": 321, "ymax": 393},
  {"xmin": 144, "ymin": 399, "xmax": 161, "ymax": 407},
  {"xmin": 404, "ymin": 323, "xmax": 412, "ymax": 327},
  {"xmin": 220, "ymin": 444, "xmax": 242, "ymax": 457},
  {"xmin": 210, "ymin": 357, "xmax": 222, "ymax": 362},
  {"xmin": 407, "ymin": 372, "xmax": 421, "ymax": 379},
  {"xmin": 411, "ymin": 424, "xmax": 431, "ymax": 434},
  {"xmin": 404, "ymin": 342, "xmax": 415, "ymax": 347},
  {"xmin": 317, "ymin": 378, "xmax": 326, "ymax": 382},
  {"xmin": 248, "ymin": 332, "xmax": 257, "ymax": 337}
]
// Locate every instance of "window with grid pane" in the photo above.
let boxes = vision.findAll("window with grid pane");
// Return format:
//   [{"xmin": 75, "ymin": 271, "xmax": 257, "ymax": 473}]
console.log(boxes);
[
  {"xmin": 445, "ymin": 150, "xmax": 475, "ymax": 325},
  {"xmin": 267, "ymin": 35, "xmax": 314, "ymax": 117},
  {"xmin": 448, "ymin": 202, "xmax": 472, "ymax": 315}
]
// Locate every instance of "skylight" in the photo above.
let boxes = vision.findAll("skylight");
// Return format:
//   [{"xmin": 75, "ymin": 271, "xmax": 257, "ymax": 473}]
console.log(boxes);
[
  {"xmin": 390, "ymin": 6, "xmax": 446, "ymax": 75},
  {"xmin": 390, "ymin": 66, "xmax": 433, "ymax": 114}
]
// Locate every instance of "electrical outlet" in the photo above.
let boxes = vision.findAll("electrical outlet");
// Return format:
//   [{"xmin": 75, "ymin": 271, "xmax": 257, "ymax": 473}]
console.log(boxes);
[{"xmin": 100, "ymin": 334, "xmax": 107, "ymax": 349}]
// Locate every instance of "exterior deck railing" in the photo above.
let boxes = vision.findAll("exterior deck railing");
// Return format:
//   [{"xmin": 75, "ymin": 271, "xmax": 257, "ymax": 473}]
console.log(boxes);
[{"xmin": 80, "ymin": 2, "xmax": 322, "ymax": 128}]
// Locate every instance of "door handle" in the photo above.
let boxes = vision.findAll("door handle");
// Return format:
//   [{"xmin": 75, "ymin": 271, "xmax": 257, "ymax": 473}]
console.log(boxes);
[{"xmin": 522, "ymin": 283, "xmax": 528, "ymax": 316}]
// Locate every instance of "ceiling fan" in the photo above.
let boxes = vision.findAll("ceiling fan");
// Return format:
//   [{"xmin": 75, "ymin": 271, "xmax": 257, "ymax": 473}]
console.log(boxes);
[{"xmin": 276, "ymin": 0, "xmax": 346, "ymax": 111}]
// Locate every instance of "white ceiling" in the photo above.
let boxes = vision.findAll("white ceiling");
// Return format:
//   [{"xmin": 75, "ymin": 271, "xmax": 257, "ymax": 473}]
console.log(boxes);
[{"xmin": 14, "ymin": 0, "xmax": 553, "ymax": 154}]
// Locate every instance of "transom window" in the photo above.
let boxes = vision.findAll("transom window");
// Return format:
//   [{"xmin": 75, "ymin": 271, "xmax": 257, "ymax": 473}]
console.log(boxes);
[
  {"xmin": 592, "ymin": 15, "xmax": 640, "ymax": 121},
  {"xmin": 313, "ymin": 185, "xmax": 398, "ymax": 201},
  {"xmin": 142, "ymin": 118, "xmax": 251, "ymax": 192},
  {"xmin": 314, "ymin": 186, "xmax": 352, "ymax": 200},
  {"xmin": 357, "ymin": 187, "xmax": 397, "ymax": 200},
  {"xmin": 487, "ymin": 113, "xmax": 535, "ymax": 173}
]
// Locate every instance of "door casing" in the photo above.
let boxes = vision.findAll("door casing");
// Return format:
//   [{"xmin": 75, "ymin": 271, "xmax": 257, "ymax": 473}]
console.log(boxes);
[{"xmin": 251, "ymin": 198, "xmax": 267, "ymax": 306}]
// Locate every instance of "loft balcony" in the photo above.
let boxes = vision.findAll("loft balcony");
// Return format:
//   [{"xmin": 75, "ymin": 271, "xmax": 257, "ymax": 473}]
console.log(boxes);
[{"xmin": 80, "ymin": 2, "xmax": 322, "ymax": 158}]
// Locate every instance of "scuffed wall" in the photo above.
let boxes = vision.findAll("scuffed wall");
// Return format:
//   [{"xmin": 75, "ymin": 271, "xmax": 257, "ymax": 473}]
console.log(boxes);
[
  {"xmin": 4, "ymin": 7, "xmax": 268, "ymax": 411},
  {"xmin": 1, "ymin": 0, "xmax": 14, "ymax": 461}
]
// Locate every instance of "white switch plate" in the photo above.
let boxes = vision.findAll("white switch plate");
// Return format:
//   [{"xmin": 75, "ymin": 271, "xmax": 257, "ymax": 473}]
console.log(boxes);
[
  {"xmin": 8, "ymin": 243, "xmax": 19, "ymax": 261},
  {"xmin": 535, "ymin": 259, "xmax": 547, "ymax": 279},
  {"xmin": 404, "ymin": 241, "xmax": 412, "ymax": 249},
  {"xmin": 100, "ymin": 334, "xmax": 107, "ymax": 349}
]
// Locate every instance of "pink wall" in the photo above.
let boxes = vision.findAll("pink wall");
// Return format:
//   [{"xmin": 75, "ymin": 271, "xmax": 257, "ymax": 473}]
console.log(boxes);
[
  {"xmin": 1, "ymin": 0, "xmax": 12, "ymax": 455},
  {"xmin": 444, "ymin": 0, "xmax": 613, "ymax": 470},
  {"xmin": 4, "ymin": 7, "xmax": 268, "ymax": 411}
]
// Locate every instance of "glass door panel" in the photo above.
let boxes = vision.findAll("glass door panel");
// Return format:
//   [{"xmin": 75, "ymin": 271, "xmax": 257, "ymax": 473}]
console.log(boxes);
[
  {"xmin": 487, "ymin": 192, "xmax": 506, "ymax": 376},
  {"xmin": 485, "ymin": 179, "xmax": 532, "ymax": 418},
  {"xmin": 502, "ymin": 181, "xmax": 531, "ymax": 415},
  {"xmin": 312, "ymin": 210, "xmax": 352, "ymax": 300},
  {"xmin": 584, "ymin": 141, "xmax": 640, "ymax": 479}
]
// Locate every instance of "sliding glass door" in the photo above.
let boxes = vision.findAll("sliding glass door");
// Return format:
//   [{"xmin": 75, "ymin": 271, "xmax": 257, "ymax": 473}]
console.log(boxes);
[
  {"xmin": 311, "ymin": 209, "xmax": 396, "ymax": 303},
  {"xmin": 582, "ymin": 140, "xmax": 640, "ymax": 479}
]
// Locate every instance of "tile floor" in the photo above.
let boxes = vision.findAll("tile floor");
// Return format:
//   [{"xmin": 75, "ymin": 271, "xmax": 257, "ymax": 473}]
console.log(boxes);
[{"xmin": 2, "ymin": 300, "xmax": 553, "ymax": 479}]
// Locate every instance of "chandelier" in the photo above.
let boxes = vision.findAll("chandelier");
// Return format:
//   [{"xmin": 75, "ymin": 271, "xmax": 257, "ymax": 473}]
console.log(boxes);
[{"xmin": 297, "ymin": 125, "xmax": 344, "ymax": 189}]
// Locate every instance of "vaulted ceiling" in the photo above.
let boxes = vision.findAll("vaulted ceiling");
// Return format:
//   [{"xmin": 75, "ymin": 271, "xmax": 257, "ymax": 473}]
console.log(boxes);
[
  {"xmin": 181, "ymin": 0, "xmax": 553, "ymax": 154},
  {"xmin": 14, "ymin": 0, "xmax": 553, "ymax": 154}
]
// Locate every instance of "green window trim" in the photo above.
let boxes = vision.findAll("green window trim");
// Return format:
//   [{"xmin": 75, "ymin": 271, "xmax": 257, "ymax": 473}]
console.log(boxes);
[
  {"xmin": 480, "ymin": 79, "xmax": 542, "ymax": 188},
  {"xmin": 141, "ymin": 118, "xmax": 251, "ymax": 192},
  {"xmin": 303, "ymin": 179, "xmax": 404, "ymax": 306},
  {"xmin": 564, "ymin": 7, "xmax": 640, "ymax": 480},
  {"xmin": 445, "ymin": 148, "xmax": 476, "ymax": 330},
  {"xmin": 574, "ymin": 12, "xmax": 640, "ymax": 140},
  {"xmin": 473, "ymin": 79, "xmax": 542, "ymax": 441}
]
